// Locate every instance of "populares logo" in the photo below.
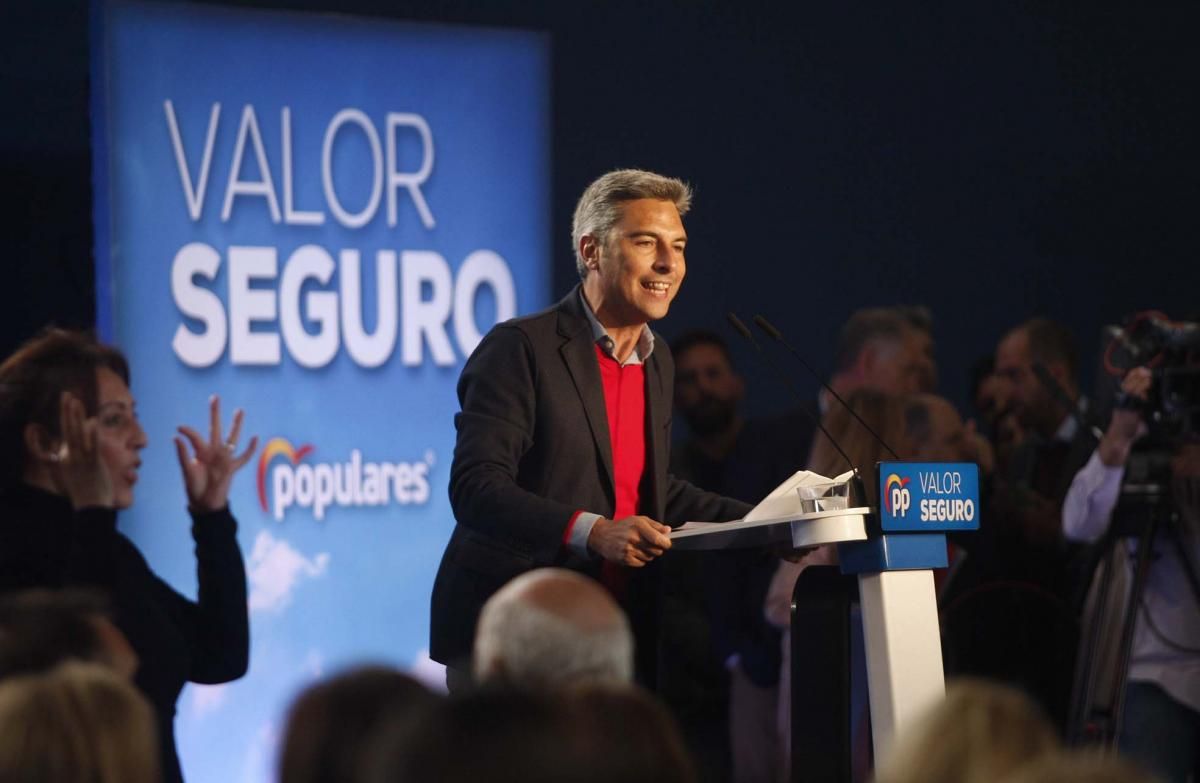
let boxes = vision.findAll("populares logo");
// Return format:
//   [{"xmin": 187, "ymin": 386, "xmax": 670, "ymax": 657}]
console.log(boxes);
[
  {"xmin": 256, "ymin": 437, "xmax": 432, "ymax": 521},
  {"xmin": 883, "ymin": 473, "xmax": 911, "ymax": 517}
]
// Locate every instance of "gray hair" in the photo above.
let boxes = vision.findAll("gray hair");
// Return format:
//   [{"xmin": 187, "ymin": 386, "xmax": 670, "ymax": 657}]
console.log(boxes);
[
  {"xmin": 473, "ymin": 570, "xmax": 633, "ymax": 687},
  {"xmin": 833, "ymin": 308, "xmax": 910, "ymax": 372},
  {"xmin": 572, "ymin": 169, "xmax": 693, "ymax": 280}
]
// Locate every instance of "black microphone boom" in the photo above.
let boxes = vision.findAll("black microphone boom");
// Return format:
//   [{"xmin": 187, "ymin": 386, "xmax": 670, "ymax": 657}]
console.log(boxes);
[
  {"xmin": 753, "ymin": 314, "xmax": 900, "ymax": 460},
  {"xmin": 725, "ymin": 312, "xmax": 858, "ymax": 477}
]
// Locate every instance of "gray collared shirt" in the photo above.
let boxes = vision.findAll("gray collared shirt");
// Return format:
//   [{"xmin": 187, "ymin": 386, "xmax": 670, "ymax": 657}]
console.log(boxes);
[{"xmin": 579, "ymin": 289, "xmax": 655, "ymax": 366}]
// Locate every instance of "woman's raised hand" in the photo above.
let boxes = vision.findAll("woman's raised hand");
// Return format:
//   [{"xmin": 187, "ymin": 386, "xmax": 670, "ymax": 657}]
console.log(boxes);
[
  {"xmin": 56, "ymin": 391, "xmax": 114, "ymax": 509},
  {"xmin": 175, "ymin": 395, "xmax": 258, "ymax": 513}
]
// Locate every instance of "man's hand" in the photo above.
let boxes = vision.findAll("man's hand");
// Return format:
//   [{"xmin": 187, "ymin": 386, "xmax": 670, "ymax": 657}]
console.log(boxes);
[
  {"xmin": 587, "ymin": 515, "xmax": 672, "ymax": 566},
  {"xmin": 1099, "ymin": 367, "xmax": 1151, "ymax": 467}
]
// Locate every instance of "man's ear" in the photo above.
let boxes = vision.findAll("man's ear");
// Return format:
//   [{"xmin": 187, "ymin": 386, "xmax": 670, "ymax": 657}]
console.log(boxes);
[{"xmin": 580, "ymin": 234, "xmax": 601, "ymax": 272}]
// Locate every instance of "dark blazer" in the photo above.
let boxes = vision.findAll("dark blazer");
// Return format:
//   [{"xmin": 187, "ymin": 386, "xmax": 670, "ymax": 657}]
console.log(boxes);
[{"xmin": 429, "ymin": 286, "xmax": 750, "ymax": 672}]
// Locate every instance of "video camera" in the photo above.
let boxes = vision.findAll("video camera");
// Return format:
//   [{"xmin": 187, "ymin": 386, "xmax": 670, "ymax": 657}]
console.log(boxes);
[{"xmin": 1096, "ymin": 311, "xmax": 1200, "ymax": 445}]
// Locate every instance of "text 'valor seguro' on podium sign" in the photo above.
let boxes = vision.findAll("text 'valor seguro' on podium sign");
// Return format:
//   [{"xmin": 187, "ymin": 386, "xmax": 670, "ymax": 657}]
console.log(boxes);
[{"xmin": 877, "ymin": 462, "xmax": 981, "ymax": 533}]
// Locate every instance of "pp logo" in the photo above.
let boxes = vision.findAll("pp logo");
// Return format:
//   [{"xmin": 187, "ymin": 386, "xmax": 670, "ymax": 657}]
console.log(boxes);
[{"xmin": 884, "ymin": 474, "xmax": 911, "ymax": 518}]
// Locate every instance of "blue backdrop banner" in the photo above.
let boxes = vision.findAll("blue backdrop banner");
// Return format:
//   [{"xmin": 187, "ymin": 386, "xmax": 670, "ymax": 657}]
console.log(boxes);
[{"xmin": 91, "ymin": 2, "xmax": 550, "ymax": 779}]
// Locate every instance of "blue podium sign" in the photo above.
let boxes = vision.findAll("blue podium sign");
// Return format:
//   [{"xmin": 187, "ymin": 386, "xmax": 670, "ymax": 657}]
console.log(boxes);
[
  {"xmin": 91, "ymin": 2, "xmax": 549, "ymax": 780},
  {"xmin": 877, "ymin": 462, "xmax": 980, "ymax": 533}
]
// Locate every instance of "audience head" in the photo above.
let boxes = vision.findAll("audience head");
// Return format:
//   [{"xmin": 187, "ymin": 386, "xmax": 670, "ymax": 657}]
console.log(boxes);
[
  {"xmin": 0, "ymin": 328, "xmax": 144, "ymax": 507},
  {"xmin": 0, "ymin": 589, "xmax": 137, "ymax": 681},
  {"xmin": 905, "ymin": 394, "xmax": 971, "ymax": 462},
  {"xmin": 567, "ymin": 683, "xmax": 697, "ymax": 783},
  {"xmin": 873, "ymin": 679, "xmax": 1058, "ymax": 783},
  {"xmin": 808, "ymin": 389, "xmax": 910, "ymax": 507},
  {"xmin": 279, "ymin": 665, "xmax": 437, "ymax": 783},
  {"xmin": 672, "ymin": 331, "xmax": 745, "ymax": 438},
  {"xmin": 0, "ymin": 661, "xmax": 158, "ymax": 783},
  {"xmin": 474, "ymin": 568, "xmax": 633, "ymax": 687},
  {"xmin": 895, "ymin": 305, "xmax": 938, "ymax": 392},
  {"xmin": 832, "ymin": 308, "xmax": 923, "ymax": 395},
  {"xmin": 994, "ymin": 317, "xmax": 1079, "ymax": 437},
  {"xmin": 999, "ymin": 751, "xmax": 1157, "ymax": 783},
  {"xmin": 375, "ymin": 685, "xmax": 582, "ymax": 783},
  {"xmin": 378, "ymin": 684, "xmax": 697, "ymax": 783}
]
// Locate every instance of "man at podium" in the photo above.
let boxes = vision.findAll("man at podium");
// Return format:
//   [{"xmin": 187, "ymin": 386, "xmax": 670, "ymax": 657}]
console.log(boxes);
[{"xmin": 430, "ymin": 169, "xmax": 749, "ymax": 689}]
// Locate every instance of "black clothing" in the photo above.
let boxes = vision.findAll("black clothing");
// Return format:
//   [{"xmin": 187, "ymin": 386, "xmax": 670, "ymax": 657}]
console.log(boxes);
[
  {"xmin": 430, "ymin": 286, "xmax": 750, "ymax": 681},
  {"xmin": 0, "ymin": 483, "xmax": 250, "ymax": 783}
]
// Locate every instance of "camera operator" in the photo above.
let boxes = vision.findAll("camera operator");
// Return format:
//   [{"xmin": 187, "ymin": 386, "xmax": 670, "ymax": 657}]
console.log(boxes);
[{"xmin": 1062, "ymin": 366, "xmax": 1200, "ymax": 783}]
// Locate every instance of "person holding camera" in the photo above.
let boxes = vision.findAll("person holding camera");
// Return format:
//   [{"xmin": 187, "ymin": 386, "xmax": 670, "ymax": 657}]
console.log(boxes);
[{"xmin": 1062, "ymin": 366, "xmax": 1200, "ymax": 783}]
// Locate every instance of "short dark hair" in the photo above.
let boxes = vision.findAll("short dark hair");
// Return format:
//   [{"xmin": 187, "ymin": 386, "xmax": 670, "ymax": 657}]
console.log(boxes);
[
  {"xmin": 1020, "ymin": 317, "xmax": 1078, "ymax": 378},
  {"xmin": 281, "ymin": 665, "xmax": 437, "ymax": 783},
  {"xmin": 0, "ymin": 589, "xmax": 113, "ymax": 680},
  {"xmin": 0, "ymin": 329, "xmax": 130, "ymax": 488},
  {"xmin": 833, "ymin": 308, "xmax": 909, "ymax": 372},
  {"xmin": 670, "ymin": 330, "xmax": 734, "ymax": 368}
]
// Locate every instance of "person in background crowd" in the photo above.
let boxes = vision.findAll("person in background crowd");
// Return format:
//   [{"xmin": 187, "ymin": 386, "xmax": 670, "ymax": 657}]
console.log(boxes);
[
  {"xmin": 666, "ymin": 331, "xmax": 808, "ymax": 783},
  {"xmin": 0, "ymin": 661, "xmax": 159, "ymax": 783},
  {"xmin": 969, "ymin": 354, "xmax": 1016, "ymax": 473},
  {"xmin": 473, "ymin": 568, "xmax": 634, "ymax": 687},
  {"xmin": 279, "ymin": 665, "xmax": 439, "ymax": 783},
  {"xmin": 994, "ymin": 317, "xmax": 1094, "ymax": 503},
  {"xmin": 0, "ymin": 329, "xmax": 256, "ymax": 783},
  {"xmin": 872, "ymin": 678, "xmax": 1059, "ymax": 783},
  {"xmin": 380, "ymin": 684, "xmax": 698, "ymax": 783},
  {"xmin": 826, "ymin": 308, "xmax": 927, "ymax": 404},
  {"xmin": 904, "ymin": 394, "xmax": 975, "ymax": 464},
  {"xmin": 950, "ymin": 317, "xmax": 1094, "ymax": 732},
  {"xmin": 0, "ymin": 588, "xmax": 136, "ymax": 681},
  {"xmin": 1062, "ymin": 366, "xmax": 1200, "ymax": 783},
  {"xmin": 895, "ymin": 305, "xmax": 938, "ymax": 393}
]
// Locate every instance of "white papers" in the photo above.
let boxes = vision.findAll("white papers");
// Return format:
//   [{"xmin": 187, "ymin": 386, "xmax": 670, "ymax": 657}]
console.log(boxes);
[
  {"xmin": 742, "ymin": 468, "xmax": 857, "ymax": 525},
  {"xmin": 669, "ymin": 469, "xmax": 867, "ymax": 550}
]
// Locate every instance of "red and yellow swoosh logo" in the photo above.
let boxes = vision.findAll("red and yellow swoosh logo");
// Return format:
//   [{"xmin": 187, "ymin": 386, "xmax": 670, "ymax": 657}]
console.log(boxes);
[
  {"xmin": 257, "ymin": 438, "xmax": 314, "ymax": 512},
  {"xmin": 883, "ymin": 473, "xmax": 910, "ymax": 513}
]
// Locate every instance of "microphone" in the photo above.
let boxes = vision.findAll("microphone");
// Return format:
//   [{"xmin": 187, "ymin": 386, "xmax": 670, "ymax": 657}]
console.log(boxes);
[
  {"xmin": 1032, "ymin": 361, "xmax": 1104, "ymax": 442},
  {"xmin": 725, "ymin": 312, "xmax": 858, "ymax": 477},
  {"xmin": 752, "ymin": 314, "xmax": 900, "ymax": 460}
]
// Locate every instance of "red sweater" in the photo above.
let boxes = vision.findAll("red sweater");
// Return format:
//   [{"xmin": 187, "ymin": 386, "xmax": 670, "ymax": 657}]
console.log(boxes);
[
  {"xmin": 595, "ymin": 346, "xmax": 647, "ymax": 520},
  {"xmin": 562, "ymin": 346, "xmax": 648, "ymax": 547}
]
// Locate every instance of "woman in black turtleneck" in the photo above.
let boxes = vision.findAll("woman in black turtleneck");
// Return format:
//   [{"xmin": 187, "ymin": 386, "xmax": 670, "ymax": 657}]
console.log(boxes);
[{"xmin": 0, "ymin": 329, "xmax": 257, "ymax": 783}]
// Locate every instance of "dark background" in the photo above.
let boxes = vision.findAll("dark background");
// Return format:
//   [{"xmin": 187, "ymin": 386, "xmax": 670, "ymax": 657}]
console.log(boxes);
[{"xmin": 3, "ymin": 0, "xmax": 1197, "ymax": 419}]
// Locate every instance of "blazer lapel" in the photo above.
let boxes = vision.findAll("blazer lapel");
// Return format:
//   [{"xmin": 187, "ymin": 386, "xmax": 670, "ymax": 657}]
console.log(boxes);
[
  {"xmin": 557, "ymin": 293, "xmax": 616, "ymax": 500},
  {"xmin": 644, "ymin": 344, "xmax": 669, "ymax": 521}
]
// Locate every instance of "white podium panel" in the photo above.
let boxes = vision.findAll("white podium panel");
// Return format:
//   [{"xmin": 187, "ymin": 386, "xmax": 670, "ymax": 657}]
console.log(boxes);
[{"xmin": 858, "ymin": 569, "xmax": 946, "ymax": 762}]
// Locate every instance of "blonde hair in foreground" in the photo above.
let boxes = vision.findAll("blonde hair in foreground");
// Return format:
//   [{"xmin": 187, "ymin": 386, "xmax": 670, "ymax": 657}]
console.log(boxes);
[
  {"xmin": 872, "ymin": 679, "xmax": 1059, "ymax": 783},
  {"xmin": 999, "ymin": 750, "xmax": 1158, "ymax": 783},
  {"xmin": 0, "ymin": 661, "xmax": 159, "ymax": 783}
]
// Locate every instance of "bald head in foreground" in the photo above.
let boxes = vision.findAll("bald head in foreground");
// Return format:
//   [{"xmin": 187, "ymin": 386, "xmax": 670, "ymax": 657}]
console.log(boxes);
[{"xmin": 473, "ymin": 568, "xmax": 633, "ymax": 687}]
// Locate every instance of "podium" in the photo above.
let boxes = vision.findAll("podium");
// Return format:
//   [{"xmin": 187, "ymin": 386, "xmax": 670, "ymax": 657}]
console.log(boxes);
[{"xmin": 670, "ymin": 461, "xmax": 980, "ymax": 778}]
